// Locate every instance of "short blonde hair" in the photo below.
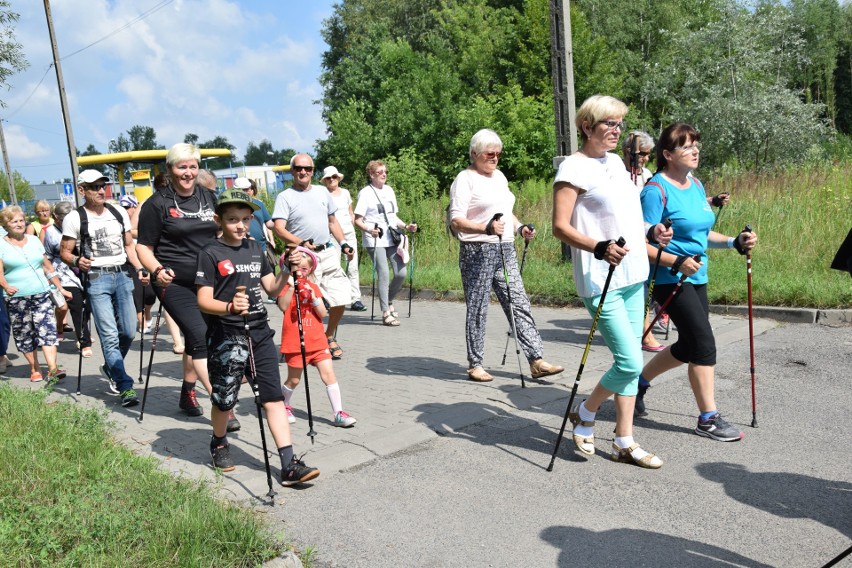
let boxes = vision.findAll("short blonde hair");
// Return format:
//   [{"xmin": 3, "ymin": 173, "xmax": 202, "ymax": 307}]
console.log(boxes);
[
  {"xmin": 35, "ymin": 200, "xmax": 52, "ymax": 214},
  {"xmin": 166, "ymin": 143, "xmax": 201, "ymax": 167},
  {"xmin": 575, "ymin": 95, "xmax": 629, "ymax": 141},
  {"xmin": 469, "ymin": 129, "xmax": 503, "ymax": 162},
  {"xmin": 0, "ymin": 205, "xmax": 24, "ymax": 228}
]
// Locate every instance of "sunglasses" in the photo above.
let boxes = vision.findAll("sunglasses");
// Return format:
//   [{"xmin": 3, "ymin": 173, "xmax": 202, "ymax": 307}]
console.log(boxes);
[
  {"xmin": 83, "ymin": 183, "xmax": 107, "ymax": 191},
  {"xmin": 292, "ymin": 165, "xmax": 314, "ymax": 173},
  {"xmin": 325, "ymin": 175, "xmax": 339, "ymax": 181},
  {"xmin": 480, "ymin": 151, "xmax": 502, "ymax": 160}
]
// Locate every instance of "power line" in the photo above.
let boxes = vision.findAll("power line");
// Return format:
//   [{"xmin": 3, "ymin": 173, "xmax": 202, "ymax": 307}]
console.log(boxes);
[
  {"xmin": 2, "ymin": 120, "xmax": 64, "ymax": 136},
  {"xmin": 3, "ymin": 65, "xmax": 53, "ymax": 120}
]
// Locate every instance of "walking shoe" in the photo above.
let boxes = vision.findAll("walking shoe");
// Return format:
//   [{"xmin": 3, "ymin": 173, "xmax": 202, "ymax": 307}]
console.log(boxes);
[
  {"xmin": 695, "ymin": 412, "xmax": 744, "ymax": 442},
  {"xmin": 47, "ymin": 367, "xmax": 67, "ymax": 383},
  {"xmin": 280, "ymin": 454, "xmax": 320, "ymax": 486},
  {"xmin": 100, "ymin": 365, "xmax": 120, "ymax": 395},
  {"xmin": 350, "ymin": 300, "xmax": 367, "ymax": 312},
  {"xmin": 530, "ymin": 359, "xmax": 564, "ymax": 379},
  {"xmin": 30, "ymin": 371, "xmax": 43, "ymax": 383},
  {"xmin": 333, "ymin": 410, "xmax": 357, "ymax": 428},
  {"xmin": 211, "ymin": 444, "xmax": 236, "ymax": 472},
  {"xmin": 227, "ymin": 410, "xmax": 241, "ymax": 432},
  {"xmin": 179, "ymin": 388, "xmax": 204, "ymax": 417},
  {"xmin": 121, "ymin": 389, "xmax": 139, "ymax": 407},
  {"xmin": 635, "ymin": 383, "xmax": 649, "ymax": 417},
  {"xmin": 285, "ymin": 405, "xmax": 296, "ymax": 424}
]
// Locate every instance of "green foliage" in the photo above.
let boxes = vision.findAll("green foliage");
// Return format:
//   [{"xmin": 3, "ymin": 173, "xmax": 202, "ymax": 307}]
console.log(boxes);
[
  {"xmin": 0, "ymin": 2, "xmax": 27, "ymax": 104},
  {"xmin": 0, "ymin": 385, "xmax": 284, "ymax": 566},
  {"xmin": 244, "ymin": 139, "xmax": 295, "ymax": 166},
  {"xmin": 0, "ymin": 169, "xmax": 32, "ymax": 203}
]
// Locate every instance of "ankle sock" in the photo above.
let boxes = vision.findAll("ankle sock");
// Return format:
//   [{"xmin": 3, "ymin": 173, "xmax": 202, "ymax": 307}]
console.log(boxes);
[
  {"xmin": 278, "ymin": 445, "xmax": 294, "ymax": 470},
  {"xmin": 638, "ymin": 374, "xmax": 651, "ymax": 388},
  {"xmin": 326, "ymin": 383, "xmax": 343, "ymax": 416},
  {"xmin": 699, "ymin": 410, "xmax": 718, "ymax": 422},
  {"xmin": 614, "ymin": 435, "xmax": 650, "ymax": 461},
  {"xmin": 574, "ymin": 402, "xmax": 595, "ymax": 438},
  {"xmin": 282, "ymin": 385, "xmax": 294, "ymax": 406},
  {"xmin": 210, "ymin": 434, "xmax": 227, "ymax": 452}
]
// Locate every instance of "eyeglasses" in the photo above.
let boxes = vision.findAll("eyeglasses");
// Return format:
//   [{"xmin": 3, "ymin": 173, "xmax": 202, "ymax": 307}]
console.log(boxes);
[
  {"xmin": 480, "ymin": 151, "xmax": 502, "ymax": 160},
  {"xmin": 374, "ymin": 170, "xmax": 388, "ymax": 175},
  {"xmin": 292, "ymin": 165, "xmax": 314, "ymax": 173},
  {"xmin": 675, "ymin": 142, "xmax": 702, "ymax": 153},
  {"xmin": 325, "ymin": 175, "xmax": 339, "ymax": 181},
  {"xmin": 599, "ymin": 120, "xmax": 626, "ymax": 131},
  {"xmin": 83, "ymin": 183, "xmax": 107, "ymax": 191},
  {"xmin": 636, "ymin": 151, "xmax": 651, "ymax": 157}
]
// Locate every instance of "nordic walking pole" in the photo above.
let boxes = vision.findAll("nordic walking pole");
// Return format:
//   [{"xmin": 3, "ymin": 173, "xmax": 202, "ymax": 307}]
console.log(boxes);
[
  {"xmin": 645, "ymin": 219, "xmax": 672, "ymax": 322},
  {"xmin": 291, "ymin": 273, "xmax": 317, "ymax": 443},
  {"xmin": 642, "ymin": 254, "xmax": 701, "ymax": 341},
  {"xmin": 493, "ymin": 213, "xmax": 526, "ymax": 389},
  {"xmin": 138, "ymin": 271, "xmax": 149, "ymax": 384},
  {"xmin": 235, "ymin": 285, "xmax": 277, "ymax": 503},
  {"xmin": 407, "ymin": 221, "xmax": 417, "ymax": 318},
  {"xmin": 139, "ymin": 270, "xmax": 170, "ymax": 421},
  {"xmin": 742, "ymin": 224, "xmax": 757, "ymax": 428},
  {"xmin": 547, "ymin": 237, "xmax": 625, "ymax": 472},
  {"xmin": 75, "ymin": 258, "xmax": 92, "ymax": 395},
  {"xmin": 370, "ymin": 224, "xmax": 383, "ymax": 321},
  {"xmin": 502, "ymin": 223, "xmax": 535, "ymax": 365}
]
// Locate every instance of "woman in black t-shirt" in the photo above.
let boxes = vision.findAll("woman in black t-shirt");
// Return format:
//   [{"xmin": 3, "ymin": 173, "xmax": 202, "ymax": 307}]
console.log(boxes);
[{"xmin": 137, "ymin": 143, "xmax": 218, "ymax": 418}]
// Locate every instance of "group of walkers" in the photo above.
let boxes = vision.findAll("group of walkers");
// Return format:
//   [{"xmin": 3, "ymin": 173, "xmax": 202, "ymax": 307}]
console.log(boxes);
[{"xmin": 2, "ymin": 98, "xmax": 759, "ymax": 483}]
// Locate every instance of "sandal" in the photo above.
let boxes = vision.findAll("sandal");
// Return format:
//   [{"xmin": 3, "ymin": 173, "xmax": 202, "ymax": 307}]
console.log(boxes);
[
  {"xmin": 568, "ymin": 403, "xmax": 595, "ymax": 455},
  {"xmin": 611, "ymin": 442, "xmax": 663, "ymax": 469},
  {"xmin": 467, "ymin": 367, "xmax": 493, "ymax": 382},
  {"xmin": 328, "ymin": 338, "xmax": 343, "ymax": 360},
  {"xmin": 81, "ymin": 346, "xmax": 93, "ymax": 358},
  {"xmin": 382, "ymin": 313, "xmax": 400, "ymax": 327}
]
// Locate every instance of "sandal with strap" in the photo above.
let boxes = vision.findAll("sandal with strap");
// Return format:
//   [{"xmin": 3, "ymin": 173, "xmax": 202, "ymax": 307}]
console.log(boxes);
[
  {"xmin": 568, "ymin": 403, "xmax": 595, "ymax": 455},
  {"xmin": 467, "ymin": 367, "xmax": 493, "ymax": 382},
  {"xmin": 382, "ymin": 312, "xmax": 400, "ymax": 327},
  {"xmin": 327, "ymin": 338, "xmax": 343, "ymax": 359},
  {"xmin": 611, "ymin": 442, "xmax": 663, "ymax": 469}
]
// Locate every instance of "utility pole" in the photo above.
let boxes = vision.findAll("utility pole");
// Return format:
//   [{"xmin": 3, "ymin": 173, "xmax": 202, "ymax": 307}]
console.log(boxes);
[
  {"xmin": 43, "ymin": 0, "xmax": 81, "ymax": 207},
  {"xmin": 0, "ymin": 120, "xmax": 16, "ymax": 204}
]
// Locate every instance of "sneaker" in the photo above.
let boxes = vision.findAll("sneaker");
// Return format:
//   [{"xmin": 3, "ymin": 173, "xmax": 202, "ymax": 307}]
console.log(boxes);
[
  {"xmin": 121, "ymin": 389, "xmax": 139, "ymax": 407},
  {"xmin": 47, "ymin": 367, "xmax": 67, "ymax": 382},
  {"xmin": 695, "ymin": 412, "xmax": 744, "ymax": 442},
  {"xmin": 211, "ymin": 444, "xmax": 236, "ymax": 472},
  {"xmin": 227, "ymin": 410, "xmax": 241, "ymax": 432},
  {"xmin": 350, "ymin": 300, "xmax": 367, "ymax": 312},
  {"xmin": 179, "ymin": 388, "xmax": 204, "ymax": 417},
  {"xmin": 280, "ymin": 454, "xmax": 320, "ymax": 486},
  {"xmin": 100, "ymin": 365, "xmax": 120, "ymax": 396},
  {"xmin": 285, "ymin": 405, "xmax": 296, "ymax": 424},
  {"xmin": 635, "ymin": 383, "xmax": 649, "ymax": 417},
  {"xmin": 333, "ymin": 410, "xmax": 357, "ymax": 428}
]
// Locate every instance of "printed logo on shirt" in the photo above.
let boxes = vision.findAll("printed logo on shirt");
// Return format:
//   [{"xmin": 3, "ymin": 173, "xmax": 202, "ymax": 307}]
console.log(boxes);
[{"xmin": 218, "ymin": 259, "xmax": 235, "ymax": 276}]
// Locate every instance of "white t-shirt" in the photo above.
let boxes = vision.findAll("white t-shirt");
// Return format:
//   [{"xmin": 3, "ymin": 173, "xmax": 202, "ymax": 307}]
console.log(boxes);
[
  {"xmin": 354, "ymin": 184, "xmax": 403, "ymax": 249},
  {"xmin": 448, "ymin": 168, "xmax": 515, "ymax": 244},
  {"xmin": 553, "ymin": 152, "xmax": 648, "ymax": 298},
  {"xmin": 62, "ymin": 205, "xmax": 132, "ymax": 268},
  {"xmin": 330, "ymin": 188, "xmax": 354, "ymax": 233}
]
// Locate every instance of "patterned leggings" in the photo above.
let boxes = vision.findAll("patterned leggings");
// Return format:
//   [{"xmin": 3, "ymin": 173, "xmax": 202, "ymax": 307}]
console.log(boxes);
[{"xmin": 459, "ymin": 241, "xmax": 543, "ymax": 369}]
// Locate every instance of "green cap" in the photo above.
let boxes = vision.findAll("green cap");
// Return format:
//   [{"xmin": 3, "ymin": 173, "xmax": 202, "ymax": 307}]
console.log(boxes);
[{"xmin": 216, "ymin": 190, "xmax": 259, "ymax": 211}]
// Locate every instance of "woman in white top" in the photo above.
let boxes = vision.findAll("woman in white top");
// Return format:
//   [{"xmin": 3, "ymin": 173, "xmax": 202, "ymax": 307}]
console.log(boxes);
[
  {"xmin": 449, "ymin": 129, "xmax": 563, "ymax": 383},
  {"xmin": 322, "ymin": 166, "xmax": 366, "ymax": 312},
  {"xmin": 353, "ymin": 160, "xmax": 417, "ymax": 326},
  {"xmin": 552, "ymin": 95, "xmax": 671, "ymax": 468}
]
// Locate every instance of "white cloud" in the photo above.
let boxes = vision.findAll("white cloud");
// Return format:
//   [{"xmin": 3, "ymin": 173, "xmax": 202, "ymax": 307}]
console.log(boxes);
[{"xmin": 4, "ymin": 126, "xmax": 51, "ymax": 160}]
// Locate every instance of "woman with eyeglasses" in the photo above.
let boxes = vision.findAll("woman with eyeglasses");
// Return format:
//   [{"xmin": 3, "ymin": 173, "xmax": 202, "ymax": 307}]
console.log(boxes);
[
  {"xmin": 353, "ymin": 160, "xmax": 417, "ymax": 327},
  {"xmin": 552, "ymin": 96, "xmax": 671, "ymax": 468},
  {"xmin": 635, "ymin": 122, "xmax": 757, "ymax": 442},
  {"xmin": 26, "ymin": 200, "xmax": 54, "ymax": 243},
  {"xmin": 137, "ymin": 143, "xmax": 223, "ymax": 422},
  {"xmin": 448, "ymin": 129, "xmax": 563, "ymax": 383}
]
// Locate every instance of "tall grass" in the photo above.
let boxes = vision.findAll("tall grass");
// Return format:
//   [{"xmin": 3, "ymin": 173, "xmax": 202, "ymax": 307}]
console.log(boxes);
[
  {"xmin": 0, "ymin": 385, "xmax": 282, "ymax": 566},
  {"xmin": 381, "ymin": 163, "xmax": 851, "ymax": 308}
]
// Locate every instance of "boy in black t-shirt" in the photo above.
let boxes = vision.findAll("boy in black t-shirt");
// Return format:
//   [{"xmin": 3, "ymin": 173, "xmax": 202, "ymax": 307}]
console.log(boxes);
[{"xmin": 196, "ymin": 190, "xmax": 319, "ymax": 487}]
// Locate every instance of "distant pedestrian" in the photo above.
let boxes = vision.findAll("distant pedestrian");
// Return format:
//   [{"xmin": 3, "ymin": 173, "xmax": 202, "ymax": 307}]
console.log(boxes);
[
  {"xmin": 321, "ymin": 166, "xmax": 366, "ymax": 312},
  {"xmin": 26, "ymin": 200, "xmax": 54, "ymax": 243}
]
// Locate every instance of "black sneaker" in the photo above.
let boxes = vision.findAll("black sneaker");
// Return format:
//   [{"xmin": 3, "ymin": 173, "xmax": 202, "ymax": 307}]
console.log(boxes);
[
  {"xmin": 211, "ymin": 444, "xmax": 236, "ymax": 472},
  {"xmin": 281, "ymin": 455, "xmax": 320, "ymax": 487},
  {"xmin": 635, "ymin": 383, "xmax": 649, "ymax": 417},
  {"xmin": 227, "ymin": 410, "xmax": 241, "ymax": 432},
  {"xmin": 351, "ymin": 300, "xmax": 367, "ymax": 312},
  {"xmin": 179, "ymin": 388, "xmax": 204, "ymax": 417},
  {"xmin": 121, "ymin": 389, "xmax": 139, "ymax": 407},
  {"xmin": 695, "ymin": 412, "xmax": 744, "ymax": 442}
]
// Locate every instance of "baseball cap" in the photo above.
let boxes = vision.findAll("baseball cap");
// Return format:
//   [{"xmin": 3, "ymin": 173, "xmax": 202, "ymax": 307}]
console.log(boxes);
[
  {"xmin": 77, "ymin": 170, "xmax": 108, "ymax": 185},
  {"xmin": 233, "ymin": 177, "xmax": 252, "ymax": 190},
  {"xmin": 118, "ymin": 195, "xmax": 138, "ymax": 208},
  {"xmin": 321, "ymin": 166, "xmax": 344, "ymax": 181},
  {"xmin": 216, "ymin": 190, "xmax": 259, "ymax": 211}
]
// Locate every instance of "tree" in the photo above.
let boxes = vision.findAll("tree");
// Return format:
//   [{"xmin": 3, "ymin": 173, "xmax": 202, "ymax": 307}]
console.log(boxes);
[
  {"xmin": 0, "ymin": 169, "xmax": 33, "ymax": 203},
  {"xmin": 243, "ymin": 139, "xmax": 295, "ymax": 167},
  {"xmin": 79, "ymin": 144, "xmax": 101, "ymax": 157},
  {"xmin": 127, "ymin": 125, "xmax": 164, "ymax": 151},
  {"xmin": 0, "ymin": 3, "xmax": 27, "ymax": 106},
  {"xmin": 183, "ymin": 132, "xmax": 199, "ymax": 145},
  {"xmin": 197, "ymin": 135, "xmax": 237, "ymax": 170}
]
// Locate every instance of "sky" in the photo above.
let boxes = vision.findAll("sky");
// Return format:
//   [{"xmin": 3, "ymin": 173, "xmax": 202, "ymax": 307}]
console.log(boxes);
[{"xmin": 2, "ymin": 0, "xmax": 337, "ymax": 184}]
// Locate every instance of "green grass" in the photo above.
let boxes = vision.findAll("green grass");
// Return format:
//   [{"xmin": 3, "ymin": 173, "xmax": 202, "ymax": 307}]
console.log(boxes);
[
  {"xmin": 357, "ymin": 162, "xmax": 851, "ymax": 308},
  {"xmin": 0, "ymin": 385, "xmax": 283, "ymax": 567}
]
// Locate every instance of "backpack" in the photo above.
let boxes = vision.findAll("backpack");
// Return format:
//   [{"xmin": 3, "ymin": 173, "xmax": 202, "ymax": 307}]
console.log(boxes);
[{"xmin": 77, "ymin": 202, "xmax": 127, "ymax": 258}]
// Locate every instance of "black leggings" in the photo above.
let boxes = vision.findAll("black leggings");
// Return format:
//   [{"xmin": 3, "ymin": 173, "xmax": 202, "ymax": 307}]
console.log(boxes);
[
  {"xmin": 653, "ymin": 282, "xmax": 716, "ymax": 366},
  {"xmin": 68, "ymin": 286, "xmax": 92, "ymax": 348},
  {"xmin": 153, "ymin": 281, "xmax": 207, "ymax": 359}
]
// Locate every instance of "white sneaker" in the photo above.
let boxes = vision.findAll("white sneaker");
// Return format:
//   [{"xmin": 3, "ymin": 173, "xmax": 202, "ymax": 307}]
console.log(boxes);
[
  {"xmin": 285, "ymin": 405, "xmax": 296, "ymax": 424},
  {"xmin": 333, "ymin": 410, "xmax": 357, "ymax": 428}
]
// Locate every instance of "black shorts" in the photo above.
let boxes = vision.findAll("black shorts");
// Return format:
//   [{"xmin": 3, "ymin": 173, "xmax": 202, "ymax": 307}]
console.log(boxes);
[
  {"xmin": 154, "ymin": 281, "xmax": 206, "ymax": 358},
  {"xmin": 207, "ymin": 323, "xmax": 283, "ymax": 412},
  {"xmin": 132, "ymin": 271, "xmax": 157, "ymax": 313},
  {"xmin": 653, "ymin": 282, "xmax": 716, "ymax": 366}
]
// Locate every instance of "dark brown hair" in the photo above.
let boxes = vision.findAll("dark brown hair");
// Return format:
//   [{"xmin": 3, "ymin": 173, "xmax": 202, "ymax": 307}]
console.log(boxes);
[{"xmin": 655, "ymin": 123, "xmax": 701, "ymax": 172}]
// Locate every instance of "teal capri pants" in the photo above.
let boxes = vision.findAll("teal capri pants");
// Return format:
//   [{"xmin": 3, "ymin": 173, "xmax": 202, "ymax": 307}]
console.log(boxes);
[{"xmin": 581, "ymin": 281, "xmax": 644, "ymax": 396}]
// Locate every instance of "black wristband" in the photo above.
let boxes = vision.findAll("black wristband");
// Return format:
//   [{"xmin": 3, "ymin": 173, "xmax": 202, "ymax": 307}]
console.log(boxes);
[
  {"xmin": 646, "ymin": 225, "xmax": 658, "ymax": 244},
  {"xmin": 341, "ymin": 243, "xmax": 353, "ymax": 254},
  {"xmin": 594, "ymin": 240, "xmax": 614, "ymax": 260},
  {"xmin": 733, "ymin": 234, "xmax": 747, "ymax": 255},
  {"xmin": 711, "ymin": 193, "xmax": 728, "ymax": 208},
  {"xmin": 670, "ymin": 255, "xmax": 688, "ymax": 275}
]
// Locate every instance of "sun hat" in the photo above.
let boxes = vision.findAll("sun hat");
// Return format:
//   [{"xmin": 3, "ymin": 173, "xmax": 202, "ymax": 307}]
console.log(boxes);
[
  {"xmin": 233, "ymin": 177, "xmax": 252, "ymax": 190},
  {"xmin": 118, "ymin": 195, "xmax": 138, "ymax": 208},
  {"xmin": 321, "ymin": 166, "xmax": 344, "ymax": 182}
]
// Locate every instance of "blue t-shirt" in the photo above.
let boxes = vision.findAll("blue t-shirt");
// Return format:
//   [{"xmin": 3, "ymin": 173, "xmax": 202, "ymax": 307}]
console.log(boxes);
[
  {"xmin": 249, "ymin": 198, "xmax": 272, "ymax": 250},
  {"xmin": 640, "ymin": 173, "xmax": 715, "ymax": 285},
  {"xmin": 0, "ymin": 234, "xmax": 50, "ymax": 297}
]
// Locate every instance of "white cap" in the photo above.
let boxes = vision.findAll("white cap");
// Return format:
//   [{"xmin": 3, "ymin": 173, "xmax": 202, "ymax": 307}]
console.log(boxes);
[
  {"xmin": 233, "ymin": 177, "xmax": 252, "ymax": 190},
  {"xmin": 77, "ymin": 170, "xmax": 108, "ymax": 185},
  {"xmin": 321, "ymin": 166, "xmax": 344, "ymax": 181}
]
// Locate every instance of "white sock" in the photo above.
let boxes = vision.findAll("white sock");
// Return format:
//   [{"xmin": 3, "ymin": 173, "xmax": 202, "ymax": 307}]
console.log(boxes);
[
  {"xmin": 574, "ymin": 401, "xmax": 595, "ymax": 438},
  {"xmin": 326, "ymin": 383, "xmax": 343, "ymax": 415},
  {"xmin": 282, "ymin": 385, "xmax": 294, "ymax": 406},
  {"xmin": 614, "ymin": 435, "xmax": 649, "ymax": 460}
]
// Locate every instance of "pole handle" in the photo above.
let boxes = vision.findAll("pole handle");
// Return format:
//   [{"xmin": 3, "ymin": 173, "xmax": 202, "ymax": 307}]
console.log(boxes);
[{"xmin": 235, "ymin": 285, "xmax": 249, "ymax": 316}]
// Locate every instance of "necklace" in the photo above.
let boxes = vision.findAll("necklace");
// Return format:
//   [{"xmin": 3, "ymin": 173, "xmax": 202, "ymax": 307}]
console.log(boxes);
[{"xmin": 172, "ymin": 188, "xmax": 203, "ymax": 218}]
